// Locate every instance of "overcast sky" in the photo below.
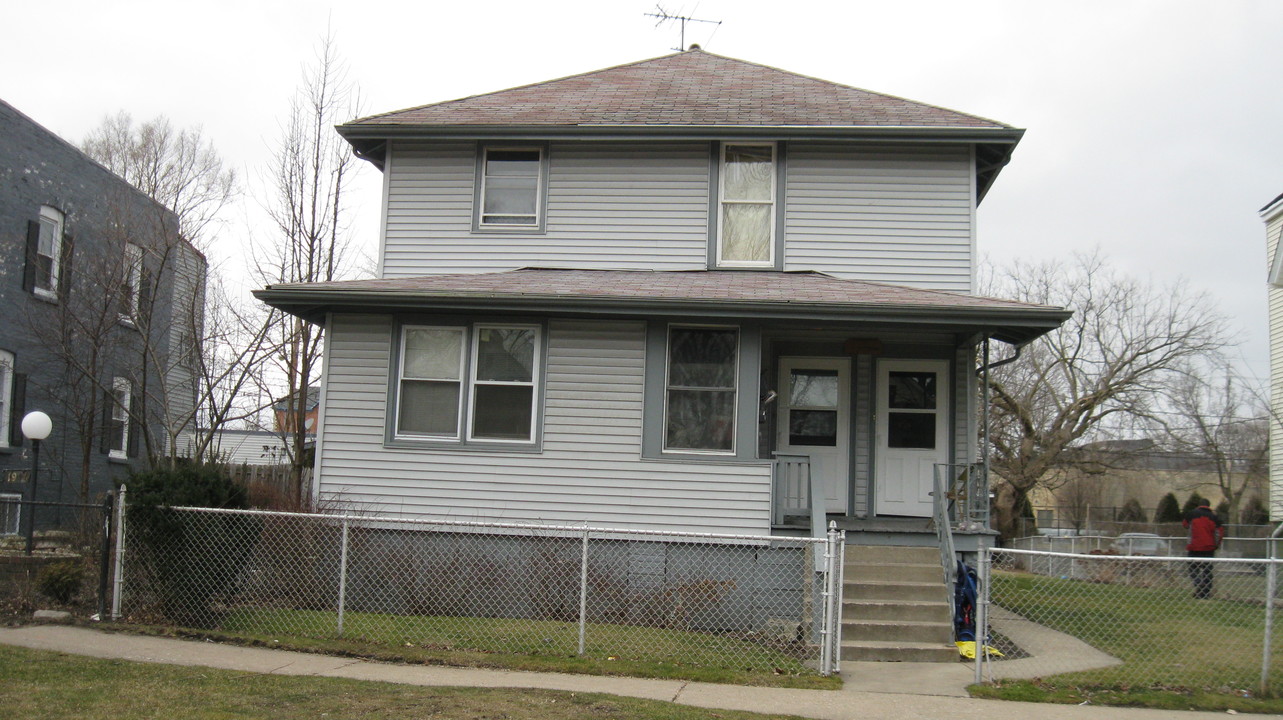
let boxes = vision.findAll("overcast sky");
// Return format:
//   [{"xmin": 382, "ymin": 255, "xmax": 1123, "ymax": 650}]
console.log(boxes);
[{"xmin": 3, "ymin": 0, "xmax": 1280, "ymax": 379}]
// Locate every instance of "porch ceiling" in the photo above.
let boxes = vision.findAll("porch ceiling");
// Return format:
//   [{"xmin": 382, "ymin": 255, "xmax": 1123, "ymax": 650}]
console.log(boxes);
[{"xmin": 255, "ymin": 268, "xmax": 1070, "ymax": 346}]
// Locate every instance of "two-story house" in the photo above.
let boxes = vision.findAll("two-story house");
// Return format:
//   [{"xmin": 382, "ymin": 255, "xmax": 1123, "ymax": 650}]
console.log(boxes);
[
  {"xmin": 1, "ymin": 99, "xmax": 205, "ymax": 530},
  {"xmin": 257, "ymin": 49, "xmax": 1068, "ymax": 545},
  {"xmin": 1263, "ymin": 192, "xmax": 1283, "ymax": 521}
]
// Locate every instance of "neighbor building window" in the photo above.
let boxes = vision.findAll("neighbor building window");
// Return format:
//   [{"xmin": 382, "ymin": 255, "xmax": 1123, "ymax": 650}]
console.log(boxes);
[
  {"xmin": 664, "ymin": 326, "xmax": 738, "ymax": 453},
  {"xmin": 396, "ymin": 323, "xmax": 542, "ymax": 445},
  {"xmin": 119, "ymin": 243, "xmax": 143, "ymax": 322},
  {"xmin": 108, "ymin": 377, "xmax": 131, "ymax": 460},
  {"xmin": 29, "ymin": 205, "xmax": 65, "ymax": 299},
  {"xmin": 0, "ymin": 350, "xmax": 12, "ymax": 449},
  {"xmin": 717, "ymin": 143, "xmax": 775, "ymax": 267},
  {"xmin": 477, "ymin": 147, "xmax": 544, "ymax": 229}
]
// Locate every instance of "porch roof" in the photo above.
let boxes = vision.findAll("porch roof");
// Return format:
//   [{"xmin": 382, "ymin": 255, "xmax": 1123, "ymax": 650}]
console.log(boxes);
[{"xmin": 255, "ymin": 268, "xmax": 1070, "ymax": 345}]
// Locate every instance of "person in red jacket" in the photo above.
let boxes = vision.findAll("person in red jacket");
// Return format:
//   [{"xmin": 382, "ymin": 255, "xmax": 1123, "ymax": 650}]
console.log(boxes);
[{"xmin": 1183, "ymin": 503, "xmax": 1225, "ymax": 599}]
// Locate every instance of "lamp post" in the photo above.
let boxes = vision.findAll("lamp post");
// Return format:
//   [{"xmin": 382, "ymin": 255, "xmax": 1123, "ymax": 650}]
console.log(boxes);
[{"xmin": 21, "ymin": 411, "xmax": 52, "ymax": 556}]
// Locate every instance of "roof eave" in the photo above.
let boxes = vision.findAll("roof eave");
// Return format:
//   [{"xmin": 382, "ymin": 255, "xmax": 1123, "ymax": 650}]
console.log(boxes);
[{"xmin": 254, "ymin": 286, "xmax": 1069, "ymax": 345}]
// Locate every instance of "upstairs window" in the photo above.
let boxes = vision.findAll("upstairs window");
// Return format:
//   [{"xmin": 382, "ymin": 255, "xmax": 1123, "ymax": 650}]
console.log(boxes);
[
  {"xmin": 477, "ymin": 147, "xmax": 545, "ymax": 230},
  {"xmin": 717, "ymin": 144, "xmax": 775, "ymax": 267},
  {"xmin": 119, "ymin": 243, "xmax": 143, "ymax": 323},
  {"xmin": 663, "ymin": 326, "xmax": 739, "ymax": 453},
  {"xmin": 27, "ymin": 206, "xmax": 66, "ymax": 299}
]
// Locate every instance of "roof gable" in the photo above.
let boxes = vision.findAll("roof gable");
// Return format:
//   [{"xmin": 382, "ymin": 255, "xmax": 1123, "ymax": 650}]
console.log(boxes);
[{"xmin": 346, "ymin": 49, "xmax": 1009, "ymax": 131}]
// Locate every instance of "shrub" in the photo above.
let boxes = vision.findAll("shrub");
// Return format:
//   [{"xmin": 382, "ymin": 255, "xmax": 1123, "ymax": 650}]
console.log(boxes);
[
  {"xmin": 1154, "ymin": 493, "xmax": 1182, "ymax": 523},
  {"xmin": 1241, "ymin": 495, "xmax": 1270, "ymax": 525},
  {"xmin": 1117, "ymin": 498, "xmax": 1146, "ymax": 523},
  {"xmin": 37, "ymin": 560, "xmax": 84, "ymax": 605},
  {"xmin": 127, "ymin": 463, "xmax": 259, "ymax": 627}
]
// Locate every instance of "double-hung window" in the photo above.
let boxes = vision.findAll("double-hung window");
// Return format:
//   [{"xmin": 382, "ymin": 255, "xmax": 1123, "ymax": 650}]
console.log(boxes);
[
  {"xmin": 31, "ymin": 206, "xmax": 65, "ymax": 299},
  {"xmin": 717, "ymin": 143, "xmax": 775, "ymax": 267},
  {"xmin": 108, "ymin": 377, "xmax": 131, "ymax": 459},
  {"xmin": 663, "ymin": 326, "xmax": 739, "ymax": 453},
  {"xmin": 119, "ymin": 243, "xmax": 143, "ymax": 323},
  {"xmin": 477, "ymin": 147, "xmax": 544, "ymax": 230},
  {"xmin": 396, "ymin": 323, "xmax": 541, "ymax": 445},
  {"xmin": 0, "ymin": 350, "xmax": 12, "ymax": 449}
]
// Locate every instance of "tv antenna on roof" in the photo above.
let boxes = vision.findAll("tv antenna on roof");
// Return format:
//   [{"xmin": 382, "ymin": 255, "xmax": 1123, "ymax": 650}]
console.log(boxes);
[{"xmin": 645, "ymin": 5, "xmax": 722, "ymax": 52}]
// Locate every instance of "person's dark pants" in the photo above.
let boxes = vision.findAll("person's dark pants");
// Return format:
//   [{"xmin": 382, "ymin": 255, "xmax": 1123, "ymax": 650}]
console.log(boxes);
[{"xmin": 1188, "ymin": 550, "xmax": 1215, "ymax": 599}]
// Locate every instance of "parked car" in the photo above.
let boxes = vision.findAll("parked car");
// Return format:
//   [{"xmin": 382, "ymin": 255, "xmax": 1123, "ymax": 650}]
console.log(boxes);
[{"xmin": 1112, "ymin": 532, "xmax": 1166, "ymax": 556}]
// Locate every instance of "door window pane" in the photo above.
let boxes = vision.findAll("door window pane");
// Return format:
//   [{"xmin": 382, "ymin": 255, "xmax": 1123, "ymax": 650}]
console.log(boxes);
[
  {"xmin": 789, "ymin": 369, "xmax": 838, "ymax": 408},
  {"xmin": 789, "ymin": 409, "xmax": 837, "ymax": 446},
  {"xmin": 888, "ymin": 412, "xmax": 935, "ymax": 449},
  {"xmin": 888, "ymin": 372, "xmax": 936, "ymax": 409}
]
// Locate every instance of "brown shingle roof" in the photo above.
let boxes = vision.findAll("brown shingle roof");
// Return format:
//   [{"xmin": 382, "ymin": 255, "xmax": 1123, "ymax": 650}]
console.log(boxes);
[{"xmin": 346, "ymin": 49, "xmax": 1008, "ymax": 130}]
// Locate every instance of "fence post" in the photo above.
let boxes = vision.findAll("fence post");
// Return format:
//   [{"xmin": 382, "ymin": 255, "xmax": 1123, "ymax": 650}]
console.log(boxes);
[
  {"xmin": 976, "ymin": 546, "xmax": 990, "ymax": 686},
  {"xmin": 96, "ymin": 492, "xmax": 113, "ymax": 621},
  {"xmin": 834, "ymin": 528, "xmax": 846, "ymax": 675},
  {"xmin": 578, "ymin": 522, "xmax": 589, "ymax": 656},
  {"xmin": 821, "ymin": 521, "xmax": 843, "ymax": 675},
  {"xmin": 1263, "ymin": 527, "xmax": 1283, "ymax": 697},
  {"xmin": 337, "ymin": 518, "xmax": 349, "ymax": 637},
  {"xmin": 111, "ymin": 485, "xmax": 127, "ymax": 621}
]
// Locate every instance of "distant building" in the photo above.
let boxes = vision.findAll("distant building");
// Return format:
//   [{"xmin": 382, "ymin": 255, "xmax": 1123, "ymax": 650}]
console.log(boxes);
[
  {"xmin": 272, "ymin": 387, "xmax": 320, "ymax": 434},
  {"xmin": 0, "ymin": 99, "xmax": 205, "ymax": 519}
]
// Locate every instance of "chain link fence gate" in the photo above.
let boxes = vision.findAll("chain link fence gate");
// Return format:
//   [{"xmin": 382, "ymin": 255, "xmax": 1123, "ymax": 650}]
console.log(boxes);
[
  {"xmin": 116, "ymin": 491, "xmax": 845, "ymax": 676},
  {"xmin": 975, "ymin": 547, "xmax": 1283, "ymax": 697}
]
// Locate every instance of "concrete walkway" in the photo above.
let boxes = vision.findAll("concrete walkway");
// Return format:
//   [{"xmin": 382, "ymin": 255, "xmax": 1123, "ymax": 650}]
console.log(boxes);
[{"xmin": 0, "ymin": 625, "xmax": 1240, "ymax": 719}]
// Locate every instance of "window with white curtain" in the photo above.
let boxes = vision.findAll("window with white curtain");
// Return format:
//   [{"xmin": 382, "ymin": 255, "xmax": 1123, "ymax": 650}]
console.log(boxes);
[{"xmin": 717, "ymin": 144, "xmax": 775, "ymax": 267}]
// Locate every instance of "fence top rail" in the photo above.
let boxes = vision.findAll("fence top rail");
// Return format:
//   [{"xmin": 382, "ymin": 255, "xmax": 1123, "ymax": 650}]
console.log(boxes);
[
  {"xmin": 994, "ymin": 547, "xmax": 1282, "ymax": 565},
  {"xmin": 1012, "ymin": 534, "xmax": 1283, "ymax": 544},
  {"xmin": 159, "ymin": 504, "xmax": 833, "ymax": 545},
  {"xmin": 0, "ymin": 499, "xmax": 108, "ymax": 510}
]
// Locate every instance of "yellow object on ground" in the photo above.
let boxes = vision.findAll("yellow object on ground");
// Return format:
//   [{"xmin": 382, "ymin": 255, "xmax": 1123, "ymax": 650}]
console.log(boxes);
[{"xmin": 955, "ymin": 641, "xmax": 1004, "ymax": 659}]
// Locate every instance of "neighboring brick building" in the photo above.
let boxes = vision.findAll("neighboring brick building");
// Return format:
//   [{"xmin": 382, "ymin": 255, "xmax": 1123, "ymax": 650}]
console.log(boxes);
[{"xmin": 0, "ymin": 99, "xmax": 205, "ymax": 527}]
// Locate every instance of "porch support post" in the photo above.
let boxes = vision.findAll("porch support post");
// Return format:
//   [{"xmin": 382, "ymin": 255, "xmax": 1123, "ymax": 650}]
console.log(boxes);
[{"xmin": 981, "ymin": 337, "xmax": 991, "ymax": 527}]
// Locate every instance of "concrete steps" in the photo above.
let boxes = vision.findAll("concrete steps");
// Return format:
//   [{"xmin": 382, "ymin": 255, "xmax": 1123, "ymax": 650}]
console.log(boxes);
[{"xmin": 840, "ymin": 545, "xmax": 957, "ymax": 663}]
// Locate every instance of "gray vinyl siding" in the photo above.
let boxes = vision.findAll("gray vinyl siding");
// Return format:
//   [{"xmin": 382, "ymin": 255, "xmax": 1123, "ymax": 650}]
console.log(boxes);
[
  {"xmin": 783, "ymin": 143, "xmax": 974, "ymax": 292},
  {"xmin": 382, "ymin": 141, "xmax": 711, "ymax": 276},
  {"xmin": 317, "ymin": 314, "xmax": 773, "ymax": 534},
  {"xmin": 1268, "ymin": 212, "xmax": 1283, "ymax": 520}
]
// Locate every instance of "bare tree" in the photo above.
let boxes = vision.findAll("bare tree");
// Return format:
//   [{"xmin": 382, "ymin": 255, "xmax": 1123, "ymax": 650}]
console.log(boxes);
[
  {"xmin": 82, "ymin": 114, "xmax": 237, "ymax": 246},
  {"xmin": 984, "ymin": 252, "xmax": 1227, "ymax": 539},
  {"xmin": 254, "ymin": 35, "xmax": 362, "ymax": 502},
  {"xmin": 1158, "ymin": 361, "xmax": 1268, "ymax": 525}
]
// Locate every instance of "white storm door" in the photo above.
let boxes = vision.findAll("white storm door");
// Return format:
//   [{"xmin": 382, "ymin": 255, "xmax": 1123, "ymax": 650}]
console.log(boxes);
[
  {"xmin": 777, "ymin": 357, "xmax": 850, "ymax": 514},
  {"xmin": 874, "ymin": 359, "xmax": 949, "ymax": 517}
]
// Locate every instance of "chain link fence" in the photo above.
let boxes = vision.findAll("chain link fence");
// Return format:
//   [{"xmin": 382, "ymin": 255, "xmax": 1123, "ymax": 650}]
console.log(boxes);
[
  {"xmin": 117, "ymin": 495, "xmax": 844, "ymax": 676},
  {"xmin": 976, "ymin": 547, "xmax": 1283, "ymax": 696}
]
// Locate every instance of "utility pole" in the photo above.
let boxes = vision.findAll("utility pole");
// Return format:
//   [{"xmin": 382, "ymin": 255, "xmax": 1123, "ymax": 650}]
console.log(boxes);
[{"xmin": 645, "ymin": 5, "xmax": 722, "ymax": 51}]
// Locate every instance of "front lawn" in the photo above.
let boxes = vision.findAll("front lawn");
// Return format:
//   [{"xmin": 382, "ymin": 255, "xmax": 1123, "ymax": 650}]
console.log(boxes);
[
  {"xmin": 0, "ymin": 644, "xmax": 812, "ymax": 720},
  {"xmin": 972, "ymin": 570, "xmax": 1283, "ymax": 713}
]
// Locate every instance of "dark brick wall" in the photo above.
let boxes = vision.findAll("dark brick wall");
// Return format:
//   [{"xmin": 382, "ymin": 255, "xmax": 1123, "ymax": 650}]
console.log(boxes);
[{"xmin": 0, "ymin": 99, "xmax": 192, "ymax": 519}]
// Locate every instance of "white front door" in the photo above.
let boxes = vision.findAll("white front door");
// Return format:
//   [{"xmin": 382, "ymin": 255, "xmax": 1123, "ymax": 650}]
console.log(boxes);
[
  {"xmin": 777, "ymin": 357, "xmax": 850, "ymax": 513},
  {"xmin": 874, "ymin": 359, "xmax": 949, "ymax": 517}
]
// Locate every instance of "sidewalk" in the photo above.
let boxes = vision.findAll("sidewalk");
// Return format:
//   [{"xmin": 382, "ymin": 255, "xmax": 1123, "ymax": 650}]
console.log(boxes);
[{"xmin": 0, "ymin": 625, "xmax": 1235, "ymax": 720}]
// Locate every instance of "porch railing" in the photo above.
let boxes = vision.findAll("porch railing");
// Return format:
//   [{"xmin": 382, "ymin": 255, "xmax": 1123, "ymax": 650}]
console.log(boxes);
[
  {"xmin": 771, "ymin": 454, "xmax": 827, "ymax": 544},
  {"xmin": 932, "ymin": 462, "xmax": 989, "ymax": 617}
]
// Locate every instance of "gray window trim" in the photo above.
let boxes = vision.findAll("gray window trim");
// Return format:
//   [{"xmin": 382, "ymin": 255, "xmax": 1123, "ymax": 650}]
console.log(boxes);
[
  {"xmin": 0, "ymin": 349, "xmax": 11, "ymax": 449},
  {"xmin": 641, "ymin": 321, "xmax": 762, "ymax": 462},
  {"xmin": 707, "ymin": 141, "xmax": 785, "ymax": 271},
  {"xmin": 386, "ymin": 317, "xmax": 546, "ymax": 452},
  {"xmin": 471, "ymin": 143, "xmax": 550, "ymax": 234}
]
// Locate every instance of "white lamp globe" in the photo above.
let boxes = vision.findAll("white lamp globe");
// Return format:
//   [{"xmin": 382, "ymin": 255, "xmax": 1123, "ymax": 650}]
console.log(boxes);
[{"xmin": 21, "ymin": 411, "xmax": 52, "ymax": 441}]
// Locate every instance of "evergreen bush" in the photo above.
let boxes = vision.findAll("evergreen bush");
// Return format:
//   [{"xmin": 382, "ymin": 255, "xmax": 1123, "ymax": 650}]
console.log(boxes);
[{"xmin": 1154, "ymin": 493, "xmax": 1182, "ymax": 523}]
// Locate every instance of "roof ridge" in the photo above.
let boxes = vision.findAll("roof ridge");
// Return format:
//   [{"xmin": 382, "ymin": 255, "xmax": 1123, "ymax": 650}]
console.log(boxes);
[{"xmin": 349, "ymin": 50, "xmax": 694, "ymax": 125}]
